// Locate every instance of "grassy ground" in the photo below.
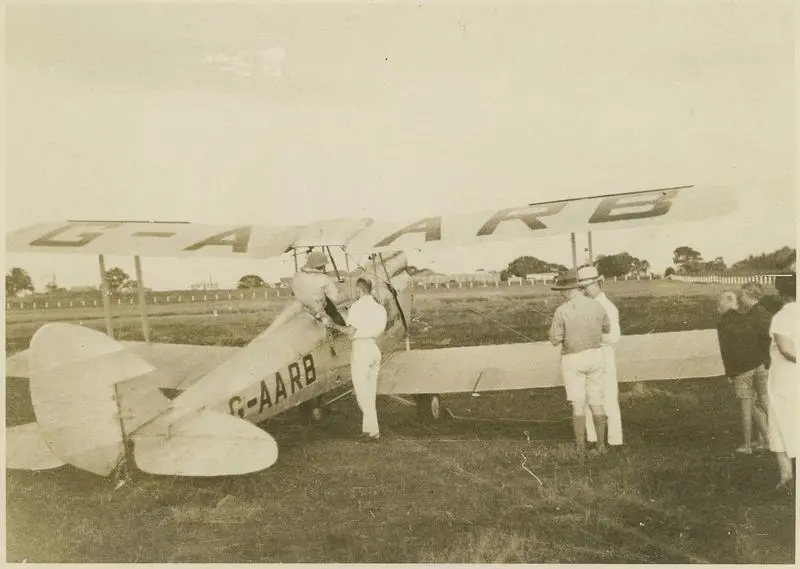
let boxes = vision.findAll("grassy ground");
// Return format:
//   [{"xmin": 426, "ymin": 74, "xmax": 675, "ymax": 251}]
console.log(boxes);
[{"xmin": 5, "ymin": 280, "xmax": 795, "ymax": 563}]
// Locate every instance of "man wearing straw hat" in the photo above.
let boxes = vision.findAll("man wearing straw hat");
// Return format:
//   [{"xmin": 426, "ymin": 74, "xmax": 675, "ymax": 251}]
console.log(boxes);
[
  {"xmin": 549, "ymin": 268, "xmax": 611, "ymax": 457},
  {"xmin": 578, "ymin": 265, "xmax": 624, "ymax": 448}
]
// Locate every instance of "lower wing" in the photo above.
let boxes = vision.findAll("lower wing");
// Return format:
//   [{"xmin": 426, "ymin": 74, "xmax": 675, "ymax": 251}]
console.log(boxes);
[{"xmin": 378, "ymin": 329, "xmax": 723, "ymax": 395}]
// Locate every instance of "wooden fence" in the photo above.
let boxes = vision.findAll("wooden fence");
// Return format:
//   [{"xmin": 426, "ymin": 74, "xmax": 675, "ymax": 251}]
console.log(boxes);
[{"xmin": 668, "ymin": 274, "xmax": 781, "ymax": 285}]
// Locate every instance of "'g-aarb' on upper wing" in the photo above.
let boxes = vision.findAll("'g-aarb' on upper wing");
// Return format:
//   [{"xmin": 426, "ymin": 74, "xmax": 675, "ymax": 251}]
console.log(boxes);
[
  {"xmin": 378, "ymin": 330, "xmax": 724, "ymax": 395},
  {"xmin": 5, "ymin": 218, "xmax": 374, "ymax": 259},
  {"xmin": 350, "ymin": 185, "xmax": 736, "ymax": 254},
  {"xmin": 6, "ymin": 186, "xmax": 735, "ymax": 259}
]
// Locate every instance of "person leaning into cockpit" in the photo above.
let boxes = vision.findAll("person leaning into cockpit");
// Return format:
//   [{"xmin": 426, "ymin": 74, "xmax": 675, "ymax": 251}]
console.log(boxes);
[{"xmin": 290, "ymin": 251, "xmax": 346, "ymax": 327}]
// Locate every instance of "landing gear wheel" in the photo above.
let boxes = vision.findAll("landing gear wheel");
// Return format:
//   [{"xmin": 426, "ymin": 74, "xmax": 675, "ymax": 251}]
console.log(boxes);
[
  {"xmin": 415, "ymin": 394, "xmax": 444, "ymax": 422},
  {"xmin": 300, "ymin": 397, "xmax": 326, "ymax": 422}
]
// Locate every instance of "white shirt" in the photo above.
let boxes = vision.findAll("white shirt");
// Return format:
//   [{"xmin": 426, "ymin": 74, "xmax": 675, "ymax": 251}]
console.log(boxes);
[
  {"xmin": 594, "ymin": 292, "xmax": 621, "ymax": 345},
  {"xmin": 290, "ymin": 268, "xmax": 339, "ymax": 311},
  {"xmin": 346, "ymin": 295, "xmax": 388, "ymax": 339}
]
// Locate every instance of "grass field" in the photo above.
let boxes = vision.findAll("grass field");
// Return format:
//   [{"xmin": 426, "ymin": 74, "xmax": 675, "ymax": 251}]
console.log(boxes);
[{"xmin": 4, "ymin": 280, "xmax": 796, "ymax": 563}]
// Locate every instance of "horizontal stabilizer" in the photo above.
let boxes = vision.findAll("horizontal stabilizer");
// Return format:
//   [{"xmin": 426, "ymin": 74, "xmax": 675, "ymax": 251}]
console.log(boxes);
[
  {"xmin": 6, "ymin": 423, "xmax": 66, "ymax": 471},
  {"xmin": 133, "ymin": 410, "xmax": 278, "ymax": 477}
]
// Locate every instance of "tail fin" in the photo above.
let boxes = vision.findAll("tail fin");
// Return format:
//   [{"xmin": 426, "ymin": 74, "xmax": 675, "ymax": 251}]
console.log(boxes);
[{"xmin": 28, "ymin": 323, "xmax": 155, "ymax": 476}]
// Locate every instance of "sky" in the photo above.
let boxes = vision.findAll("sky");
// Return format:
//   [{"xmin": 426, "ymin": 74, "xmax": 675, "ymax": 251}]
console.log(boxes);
[{"xmin": 4, "ymin": 0, "xmax": 796, "ymax": 290}]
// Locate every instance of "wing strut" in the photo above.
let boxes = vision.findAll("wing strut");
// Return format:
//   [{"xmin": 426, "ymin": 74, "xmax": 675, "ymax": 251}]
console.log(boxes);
[
  {"xmin": 134, "ymin": 255, "xmax": 151, "ymax": 342},
  {"xmin": 377, "ymin": 253, "xmax": 411, "ymax": 351},
  {"xmin": 570, "ymin": 233, "xmax": 578, "ymax": 270},
  {"xmin": 98, "ymin": 254, "xmax": 115, "ymax": 338}
]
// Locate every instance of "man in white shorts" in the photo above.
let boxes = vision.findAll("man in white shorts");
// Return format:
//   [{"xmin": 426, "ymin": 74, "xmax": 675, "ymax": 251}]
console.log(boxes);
[{"xmin": 549, "ymin": 269, "xmax": 611, "ymax": 457}]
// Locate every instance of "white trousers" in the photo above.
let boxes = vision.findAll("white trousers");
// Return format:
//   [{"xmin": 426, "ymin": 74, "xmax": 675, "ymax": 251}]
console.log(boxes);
[
  {"xmin": 351, "ymin": 340, "xmax": 381, "ymax": 436},
  {"xmin": 586, "ymin": 345, "xmax": 623, "ymax": 445}
]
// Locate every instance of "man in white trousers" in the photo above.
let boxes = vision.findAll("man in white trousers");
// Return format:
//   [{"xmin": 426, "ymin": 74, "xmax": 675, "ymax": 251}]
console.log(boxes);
[
  {"xmin": 579, "ymin": 265, "xmax": 624, "ymax": 448},
  {"xmin": 338, "ymin": 277, "xmax": 387, "ymax": 442}
]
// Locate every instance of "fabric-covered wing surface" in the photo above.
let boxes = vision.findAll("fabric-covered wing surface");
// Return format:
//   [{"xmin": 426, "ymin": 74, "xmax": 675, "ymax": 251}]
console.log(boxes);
[
  {"xmin": 7, "ymin": 187, "xmax": 736, "ymax": 259},
  {"xmin": 378, "ymin": 329, "xmax": 723, "ymax": 395},
  {"xmin": 6, "ymin": 341, "xmax": 238, "ymax": 385}
]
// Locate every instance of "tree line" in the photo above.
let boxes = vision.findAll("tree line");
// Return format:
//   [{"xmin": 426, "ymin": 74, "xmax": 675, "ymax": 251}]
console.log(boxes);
[
  {"xmin": 5, "ymin": 245, "xmax": 795, "ymax": 297},
  {"xmin": 668, "ymin": 245, "xmax": 795, "ymax": 276}
]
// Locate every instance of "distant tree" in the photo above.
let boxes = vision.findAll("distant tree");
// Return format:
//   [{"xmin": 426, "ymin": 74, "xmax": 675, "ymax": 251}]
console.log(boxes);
[
  {"xmin": 630, "ymin": 258, "xmax": 651, "ymax": 277},
  {"xmin": 731, "ymin": 246, "xmax": 796, "ymax": 273},
  {"xmin": 703, "ymin": 256, "xmax": 727, "ymax": 272},
  {"xmin": 664, "ymin": 267, "xmax": 676, "ymax": 277},
  {"xmin": 103, "ymin": 267, "xmax": 130, "ymax": 292},
  {"xmin": 6, "ymin": 267, "xmax": 34, "ymax": 296},
  {"xmin": 673, "ymin": 246, "xmax": 703, "ymax": 273},
  {"xmin": 595, "ymin": 252, "xmax": 638, "ymax": 278},
  {"xmin": 238, "ymin": 274, "xmax": 266, "ymax": 289},
  {"xmin": 505, "ymin": 256, "xmax": 566, "ymax": 278}
]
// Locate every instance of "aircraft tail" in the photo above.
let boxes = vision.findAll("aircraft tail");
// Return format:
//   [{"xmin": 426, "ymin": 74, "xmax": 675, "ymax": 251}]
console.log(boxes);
[
  {"xmin": 13, "ymin": 322, "xmax": 279, "ymax": 478},
  {"xmin": 25, "ymin": 323, "xmax": 156, "ymax": 476}
]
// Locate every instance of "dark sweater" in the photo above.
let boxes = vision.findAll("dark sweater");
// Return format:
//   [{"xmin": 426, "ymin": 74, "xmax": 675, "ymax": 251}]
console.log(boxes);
[
  {"xmin": 744, "ymin": 303, "xmax": 774, "ymax": 369},
  {"xmin": 717, "ymin": 309, "xmax": 765, "ymax": 377}
]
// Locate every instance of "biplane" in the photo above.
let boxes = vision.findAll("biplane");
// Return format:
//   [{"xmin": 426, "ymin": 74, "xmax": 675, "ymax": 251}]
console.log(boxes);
[{"xmin": 5, "ymin": 186, "xmax": 733, "ymax": 479}]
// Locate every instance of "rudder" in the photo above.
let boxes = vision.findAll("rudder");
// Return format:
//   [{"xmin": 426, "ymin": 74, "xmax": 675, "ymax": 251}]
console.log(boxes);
[{"xmin": 28, "ymin": 323, "xmax": 156, "ymax": 476}]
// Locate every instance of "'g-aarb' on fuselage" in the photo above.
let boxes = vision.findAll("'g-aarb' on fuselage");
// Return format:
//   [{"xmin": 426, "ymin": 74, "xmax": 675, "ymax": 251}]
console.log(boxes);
[{"xmin": 166, "ymin": 252, "xmax": 412, "ymax": 426}]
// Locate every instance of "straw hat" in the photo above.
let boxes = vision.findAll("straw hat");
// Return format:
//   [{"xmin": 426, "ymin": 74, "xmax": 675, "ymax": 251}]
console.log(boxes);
[
  {"xmin": 577, "ymin": 265, "xmax": 602, "ymax": 286},
  {"xmin": 551, "ymin": 269, "xmax": 584, "ymax": 290}
]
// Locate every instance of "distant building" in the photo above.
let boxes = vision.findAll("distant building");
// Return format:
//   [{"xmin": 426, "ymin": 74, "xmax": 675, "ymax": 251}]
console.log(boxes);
[
  {"xmin": 70, "ymin": 286, "xmax": 98, "ymax": 293},
  {"xmin": 413, "ymin": 270, "xmax": 500, "ymax": 286},
  {"xmin": 525, "ymin": 272, "xmax": 557, "ymax": 284},
  {"xmin": 190, "ymin": 282, "xmax": 219, "ymax": 291}
]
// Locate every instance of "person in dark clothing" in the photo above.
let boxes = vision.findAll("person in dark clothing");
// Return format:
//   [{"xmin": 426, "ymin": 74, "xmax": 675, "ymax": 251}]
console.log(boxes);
[
  {"xmin": 717, "ymin": 291, "xmax": 769, "ymax": 454},
  {"xmin": 741, "ymin": 281, "xmax": 783, "ymax": 370}
]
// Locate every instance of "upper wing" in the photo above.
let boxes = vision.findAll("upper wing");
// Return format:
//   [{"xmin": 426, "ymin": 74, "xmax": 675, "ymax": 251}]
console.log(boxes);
[
  {"xmin": 7, "ymin": 186, "xmax": 735, "ymax": 259},
  {"xmin": 378, "ymin": 329, "xmax": 723, "ymax": 395},
  {"xmin": 6, "ymin": 218, "xmax": 372, "ymax": 259},
  {"xmin": 349, "ymin": 185, "xmax": 736, "ymax": 254}
]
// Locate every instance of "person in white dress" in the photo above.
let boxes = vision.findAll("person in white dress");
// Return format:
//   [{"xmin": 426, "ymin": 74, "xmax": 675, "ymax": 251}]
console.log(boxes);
[
  {"xmin": 579, "ymin": 266, "xmax": 624, "ymax": 447},
  {"xmin": 767, "ymin": 273, "xmax": 796, "ymax": 491}
]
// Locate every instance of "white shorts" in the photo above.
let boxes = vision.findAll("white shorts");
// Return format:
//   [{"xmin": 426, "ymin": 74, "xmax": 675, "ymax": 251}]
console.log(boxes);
[{"xmin": 561, "ymin": 348, "xmax": 605, "ymax": 406}]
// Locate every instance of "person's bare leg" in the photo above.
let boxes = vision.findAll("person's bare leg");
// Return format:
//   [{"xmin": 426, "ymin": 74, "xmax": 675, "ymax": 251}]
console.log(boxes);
[
  {"xmin": 739, "ymin": 398, "xmax": 753, "ymax": 453},
  {"xmin": 776, "ymin": 452, "xmax": 793, "ymax": 489},
  {"xmin": 572, "ymin": 405, "xmax": 587, "ymax": 463},
  {"xmin": 752, "ymin": 400, "xmax": 769, "ymax": 450},
  {"xmin": 589, "ymin": 404, "xmax": 607, "ymax": 453}
]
